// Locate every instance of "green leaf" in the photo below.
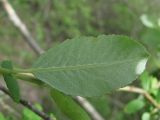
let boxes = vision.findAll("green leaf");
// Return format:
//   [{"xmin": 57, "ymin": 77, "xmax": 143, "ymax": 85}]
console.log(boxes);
[
  {"xmin": 50, "ymin": 89, "xmax": 91, "ymax": 120},
  {"xmin": 1, "ymin": 60, "xmax": 20, "ymax": 103},
  {"xmin": 140, "ymin": 72, "xmax": 159, "ymax": 95},
  {"xmin": 124, "ymin": 99, "xmax": 145, "ymax": 114},
  {"xmin": 140, "ymin": 72, "xmax": 152, "ymax": 91},
  {"xmin": 22, "ymin": 105, "xmax": 42, "ymax": 120},
  {"xmin": 141, "ymin": 112, "xmax": 150, "ymax": 120},
  {"xmin": 33, "ymin": 35, "xmax": 148, "ymax": 96},
  {"xmin": 0, "ymin": 113, "xmax": 6, "ymax": 120}
]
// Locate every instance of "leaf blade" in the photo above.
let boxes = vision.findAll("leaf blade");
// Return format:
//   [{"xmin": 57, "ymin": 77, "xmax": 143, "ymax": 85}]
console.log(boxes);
[
  {"xmin": 33, "ymin": 35, "xmax": 148, "ymax": 96},
  {"xmin": 50, "ymin": 89, "xmax": 91, "ymax": 120},
  {"xmin": 1, "ymin": 60, "xmax": 20, "ymax": 102},
  {"xmin": 124, "ymin": 99, "xmax": 145, "ymax": 114}
]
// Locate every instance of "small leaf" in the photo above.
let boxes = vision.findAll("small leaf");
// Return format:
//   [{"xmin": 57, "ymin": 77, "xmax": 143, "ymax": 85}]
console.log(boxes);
[
  {"xmin": 0, "ymin": 113, "xmax": 6, "ymax": 120},
  {"xmin": 141, "ymin": 112, "xmax": 150, "ymax": 120},
  {"xmin": 50, "ymin": 89, "xmax": 91, "ymax": 120},
  {"xmin": 140, "ymin": 14, "xmax": 156, "ymax": 28},
  {"xmin": 33, "ymin": 35, "xmax": 148, "ymax": 96},
  {"xmin": 23, "ymin": 107, "xmax": 42, "ymax": 120},
  {"xmin": 124, "ymin": 99, "xmax": 145, "ymax": 114},
  {"xmin": 140, "ymin": 72, "xmax": 152, "ymax": 91},
  {"xmin": 140, "ymin": 72, "xmax": 159, "ymax": 95},
  {"xmin": 1, "ymin": 60, "xmax": 20, "ymax": 103}
]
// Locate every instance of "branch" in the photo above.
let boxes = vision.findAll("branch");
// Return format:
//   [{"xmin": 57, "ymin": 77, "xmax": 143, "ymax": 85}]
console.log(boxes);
[
  {"xmin": 0, "ymin": 85, "xmax": 53, "ymax": 120},
  {"xmin": 119, "ymin": 86, "xmax": 160, "ymax": 109},
  {"xmin": 76, "ymin": 96, "xmax": 105, "ymax": 120},
  {"xmin": 0, "ymin": 96, "xmax": 20, "ymax": 118},
  {"xmin": 1, "ymin": 1, "xmax": 104, "ymax": 120},
  {"xmin": 0, "ymin": 0, "xmax": 44, "ymax": 55}
]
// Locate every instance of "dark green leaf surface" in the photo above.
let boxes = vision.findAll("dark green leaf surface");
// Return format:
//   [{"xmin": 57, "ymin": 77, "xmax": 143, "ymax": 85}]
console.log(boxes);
[
  {"xmin": 50, "ymin": 89, "xmax": 91, "ymax": 120},
  {"xmin": 33, "ymin": 35, "xmax": 148, "ymax": 96},
  {"xmin": 1, "ymin": 60, "xmax": 20, "ymax": 102}
]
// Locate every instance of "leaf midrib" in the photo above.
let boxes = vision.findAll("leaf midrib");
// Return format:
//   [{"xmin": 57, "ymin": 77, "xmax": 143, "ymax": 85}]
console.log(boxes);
[{"xmin": 31, "ymin": 58, "xmax": 139, "ymax": 73}]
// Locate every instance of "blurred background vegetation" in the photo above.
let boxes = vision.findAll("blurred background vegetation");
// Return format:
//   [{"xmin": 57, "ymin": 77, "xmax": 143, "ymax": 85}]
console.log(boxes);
[{"xmin": 1, "ymin": 0, "xmax": 160, "ymax": 120}]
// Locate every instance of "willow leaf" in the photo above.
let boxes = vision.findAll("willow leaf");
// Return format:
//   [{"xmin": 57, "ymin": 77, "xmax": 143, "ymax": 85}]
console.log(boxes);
[{"xmin": 33, "ymin": 35, "xmax": 148, "ymax": 96}]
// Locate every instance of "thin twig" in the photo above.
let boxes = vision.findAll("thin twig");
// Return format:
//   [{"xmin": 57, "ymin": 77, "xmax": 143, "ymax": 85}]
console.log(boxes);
[
  {"xmin": 0, "ymin": 0, "xmax": 44, "ymax": 55},
  {"xmin": 76, "ymin": 96, "xmax": 105, "ymax": 120},
  {"xmin": 0, "ymin": 85, "xmax": 52, "ymax": 120},
  {"xmin": 0, "ymin": 1, "xmax": 105, "ymax": 120},
  {"xmin": 119, "ymin": 86, "xmax": 160, "ymax": 109},
  {"xmin": 0, "ymin": 95, "xmax": 20, "ymax": 118}
]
